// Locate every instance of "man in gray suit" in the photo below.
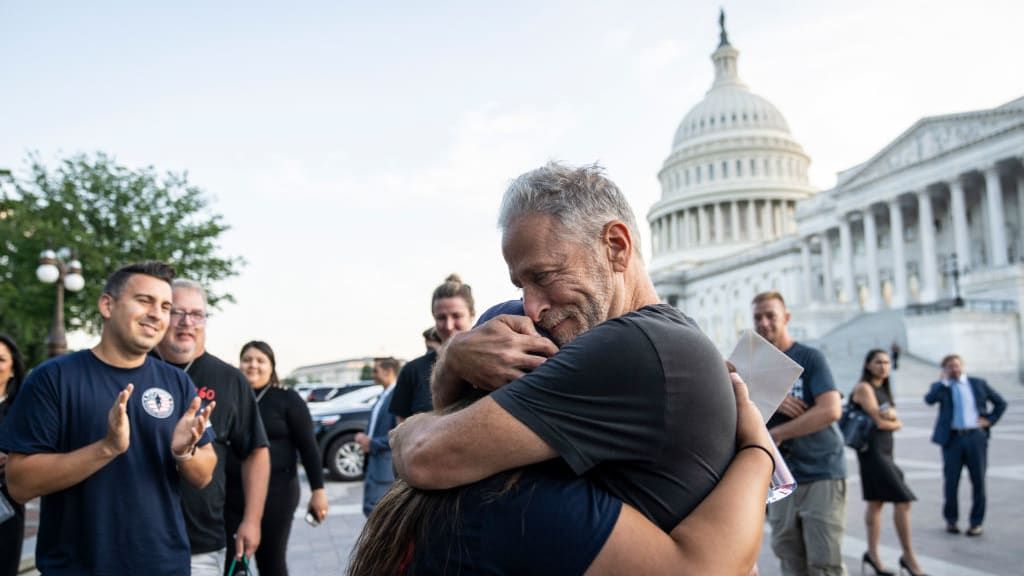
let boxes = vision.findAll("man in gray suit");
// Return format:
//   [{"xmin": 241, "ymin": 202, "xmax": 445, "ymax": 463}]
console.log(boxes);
[{"xmin": 356, "ymin": 357, "xmax": 401, "ymax": 516}]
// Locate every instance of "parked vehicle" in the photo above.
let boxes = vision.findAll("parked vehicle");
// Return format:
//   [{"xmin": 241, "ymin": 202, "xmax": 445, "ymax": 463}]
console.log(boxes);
[
  {"xmin": 305, "ymin": 381, "xmax": 375, "ymax": 403},
  {"xmin": 309, "ymin": 383, "xmax": 382, "ymax": 481}
]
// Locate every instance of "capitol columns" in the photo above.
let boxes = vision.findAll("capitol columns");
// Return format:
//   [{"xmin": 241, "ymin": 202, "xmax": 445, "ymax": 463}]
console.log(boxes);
[
  {"xmin": 699, "ymin": 205, "xmax": 711, "ymax": 245},
  {"xmin": 838, "ymin": 215, "xmax": 855, "ymax": 304},
  {"xmin": 888, "ymin": 198, "xmax": 907, "ymax": 308},
  {"xmin": 714, "ymin": 203, "xmax": 725, "ymax": 243},
  {"xmin": 680, "ymin": 210, "xmax": 689, "ymax": 250},
  {"xmin": 917, "ymin": 188, "xmax": 939, "ymax": 302},
  {"xmin": 863, "ymin": 207, "xmax": 881, "ymax": 311},
  {"xmin": 669, "ymin": 212, "xmax": 678, "ymax": 251},
  {"xmin": 762, "ymin": 200, "xmax": 773, "ymax": 240},
  {"xmin": 983, "ymin": 164, "xmax": 1008, "ymax": 267},
  {"xmin": 731, "ymin": 201, "xmax": 741, "ymax": 242},
  {"xmin": 800, "ymin": 237, "xmax": 813, "ymax": 305},
  {"xmin": 746, "ymin": 200, "xmax": 757, "ymax": 241},
  {"xmin": 820, "ymin": 231, "xmax": 835, "ymax": 304},
  {"xmin": 949, "ymin": 177, "xmax": 971, "ymax": 271}
]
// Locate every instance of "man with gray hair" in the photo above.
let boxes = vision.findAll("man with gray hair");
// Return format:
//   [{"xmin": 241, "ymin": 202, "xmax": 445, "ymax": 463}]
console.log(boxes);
[
  {"xmin": 155, "ymin": 279, "xmax": 270, "ymax": 576},
  {"xmin": 391, "ymin": 162, "xmax": 738, "ymax": 533}
]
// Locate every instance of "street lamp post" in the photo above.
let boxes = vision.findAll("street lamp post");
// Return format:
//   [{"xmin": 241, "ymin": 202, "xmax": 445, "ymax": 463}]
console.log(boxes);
[{"xmin": 36, "ymin": 249, "xmax": 85, "ymax": 357}]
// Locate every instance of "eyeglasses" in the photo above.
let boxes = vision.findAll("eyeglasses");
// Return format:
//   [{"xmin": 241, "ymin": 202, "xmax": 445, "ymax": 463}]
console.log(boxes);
[{"xmin": 170, "ymin": 309, "xmax": 209, "ymax": 324}]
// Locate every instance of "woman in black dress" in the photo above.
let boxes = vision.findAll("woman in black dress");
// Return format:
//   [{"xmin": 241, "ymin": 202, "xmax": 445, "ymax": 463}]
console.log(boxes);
[
  {"xmin": 0, "ymin": 335, "xmax": 27, "ymax": 576},
  {"xmin": 226, "ymin": 341, "xmax": 327, "ymax": 576},
  {"xmin": 852, "ymin": 349, "xmax": 926, "ymax": 576}
]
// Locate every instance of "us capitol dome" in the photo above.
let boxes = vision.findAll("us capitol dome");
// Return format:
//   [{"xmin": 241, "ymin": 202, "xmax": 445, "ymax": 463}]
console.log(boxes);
[{"xmin": 648, "ymin": 14, "xmax": 815, "ymax": 275}]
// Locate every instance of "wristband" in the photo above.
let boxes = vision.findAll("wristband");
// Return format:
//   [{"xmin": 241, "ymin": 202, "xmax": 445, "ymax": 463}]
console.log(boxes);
[
  {"xmin": 173, "ymin": 443, "xmax": 197, "ymax": 462},
  {"xmin": 737, "ymin": 444, "xmax": 776, "ymax": 476}
]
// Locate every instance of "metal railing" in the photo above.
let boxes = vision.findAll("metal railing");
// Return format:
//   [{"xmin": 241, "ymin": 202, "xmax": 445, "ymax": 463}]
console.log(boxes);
[{"xmin": 905, "ymin": 298, "xmax": 1017, "ymax": 315}]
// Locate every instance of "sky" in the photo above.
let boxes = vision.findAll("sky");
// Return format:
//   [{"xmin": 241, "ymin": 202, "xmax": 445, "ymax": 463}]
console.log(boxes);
[{"xmin": 3, "ymin": 0, "xmax": 1023, "ymax": 376}]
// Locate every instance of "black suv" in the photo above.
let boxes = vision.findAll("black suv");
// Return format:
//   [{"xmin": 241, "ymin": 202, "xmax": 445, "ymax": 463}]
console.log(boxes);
[{"xmin": 308, "ymin": 383, "xmax": 382, "ymax": 481}]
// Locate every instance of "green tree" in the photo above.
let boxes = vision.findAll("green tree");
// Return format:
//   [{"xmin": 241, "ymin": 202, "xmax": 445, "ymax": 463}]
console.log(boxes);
[
  {"xmin": 0, "ymin": 152, "xmax": 243, "ymax": 367},
  {"xmin": 360, "ymin": 363, "xmax": 373, "ymax": 381}
]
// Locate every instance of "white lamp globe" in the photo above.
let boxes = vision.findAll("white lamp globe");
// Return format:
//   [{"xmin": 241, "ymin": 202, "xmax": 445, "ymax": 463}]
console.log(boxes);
[
  {"xmin": 64, "ymin": 273, "xmax": 85, "ymax": 292},
  {"xmin": 36, "ymin": 263, "xmax": 60, "ymax": 284}
]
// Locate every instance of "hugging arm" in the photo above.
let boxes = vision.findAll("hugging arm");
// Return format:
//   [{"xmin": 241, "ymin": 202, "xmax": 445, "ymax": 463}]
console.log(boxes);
[{"xmin": 391, "ymin": 396, "xmax": 556, "ymax": 489}]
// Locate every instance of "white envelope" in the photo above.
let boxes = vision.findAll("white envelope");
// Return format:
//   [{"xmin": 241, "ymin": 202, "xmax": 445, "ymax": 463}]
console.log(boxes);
[{"xmin": 727, "ymin": 329, "xmax": 804, "ymax": 422}]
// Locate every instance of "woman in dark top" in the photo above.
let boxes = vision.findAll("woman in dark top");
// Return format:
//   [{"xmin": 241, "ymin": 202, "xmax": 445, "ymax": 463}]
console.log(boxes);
[
  {"xmin": 389, "ymin": 274, "xmax": 476, "ymax": 419},
  {"xmin": 0, "ymin": 335, "xmax": 26, "ymax": 576},
  {"xmin": 349, "ymin": 374, "xmax": 776, "ymax": 576},
  {"xmin": 225, "ymin": 341, "xmax": 327, "ymax": 576},
  {"xmin": 851, "ymin": 349, "xmax": 926, "ymax": 576}
]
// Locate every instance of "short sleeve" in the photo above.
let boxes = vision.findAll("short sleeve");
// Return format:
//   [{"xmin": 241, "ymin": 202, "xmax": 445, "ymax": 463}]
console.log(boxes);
[
  {"xmin": 802, "ymin": 347, "xmax": 838, "ymax": 399},
  {"xmin": 389, "ymin": 361, "xmax": 416, "ymax": 418},
  {"xmin": 491, "ymin": 317, "xmax": 666, "ymax": 475},
  {"xmin": 0, "ymin": 367, "xmax": 61, "ymax": 454},
  {"xmin": 228, "ymin": 375, "xmax": 269, "ymax": 459}
]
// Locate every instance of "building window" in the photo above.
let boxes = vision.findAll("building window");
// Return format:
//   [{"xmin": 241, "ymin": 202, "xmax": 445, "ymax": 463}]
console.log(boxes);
[
  {"xmin": 722, "ymin": 161, "xmax": 728, "ymax": 178},
  {"xmin": 709, "ymin": 164, "xmax": 715, "ymax": 181},
  {"xmin": 736, "ymin": 159, "xmax": 742, "ymax": 177},
  {"xmin": 696, "ymin": 166, "xmax": 702, "ymax": 183},
  {"xmin": 685, "ymin": 169, "xmax": 690, "ymax": 186},
  {"xmin": 750, "ymin": 158, "xmax": 757, "ymax": 176}
]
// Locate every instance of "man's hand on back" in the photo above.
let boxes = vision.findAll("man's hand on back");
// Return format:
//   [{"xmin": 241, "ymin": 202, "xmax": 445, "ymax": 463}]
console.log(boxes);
[{"xmin": 432, "ymin": 315, "xmax": 558, "ymax": 408}]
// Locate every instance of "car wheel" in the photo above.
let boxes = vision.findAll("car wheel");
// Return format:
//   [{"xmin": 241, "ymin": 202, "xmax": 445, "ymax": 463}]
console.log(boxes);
[{"xmin": 327, "ymin": 433, "xmax": 365, "ymax": 481}]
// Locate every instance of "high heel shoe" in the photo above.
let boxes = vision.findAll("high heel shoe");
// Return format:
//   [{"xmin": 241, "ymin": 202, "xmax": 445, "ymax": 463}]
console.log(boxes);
[
  {"xmin": 899, "ymin": 555, "xmax": 928, "ymax": 576},
  {"xmin": 862, "ymin": 552, "xmax": 894, "ymax": 575}
]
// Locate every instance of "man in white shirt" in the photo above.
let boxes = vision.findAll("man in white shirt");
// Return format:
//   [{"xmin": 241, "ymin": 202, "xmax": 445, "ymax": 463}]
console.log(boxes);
[
  {"xmin": 356, "ymin": 357, "xmax": 401, "ymax": 516},
  {"xmin": 924, "ymin": 354, "xmax": 1007, "ymax": 536}
]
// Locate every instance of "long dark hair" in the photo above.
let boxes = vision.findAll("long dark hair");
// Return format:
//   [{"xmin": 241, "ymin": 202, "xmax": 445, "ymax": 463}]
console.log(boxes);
[
  {"xmin": 0, "ymin": 333, "xmax": 26, "ymax": 408},
  {"xmin": 239, "ymin": 340, "xmax": 280, "ymax": 387},
  {"xmin": 860, "ymin": 348, "xmax": 894, "ymax": 406}
]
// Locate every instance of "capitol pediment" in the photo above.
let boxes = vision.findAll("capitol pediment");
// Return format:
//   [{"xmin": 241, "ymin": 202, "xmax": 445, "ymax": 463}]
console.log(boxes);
[{"xmin": 841, "ymin": 107, "xmax": 1024, "ymax": 188}]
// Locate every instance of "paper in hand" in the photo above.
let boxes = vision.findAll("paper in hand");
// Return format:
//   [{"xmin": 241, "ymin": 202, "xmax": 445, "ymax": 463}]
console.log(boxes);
[{"xmin": 728, "ymin": 329, "xmax": 804, "ymax": 422}]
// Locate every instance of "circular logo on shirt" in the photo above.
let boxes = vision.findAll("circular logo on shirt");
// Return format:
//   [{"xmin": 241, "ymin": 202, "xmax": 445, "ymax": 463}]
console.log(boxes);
[{"xmin": 141, "ymin": 387, "xmax": 175, "ymax": 419}]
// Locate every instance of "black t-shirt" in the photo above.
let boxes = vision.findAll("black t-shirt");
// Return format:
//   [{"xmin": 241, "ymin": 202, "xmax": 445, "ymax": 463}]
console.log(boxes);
[
  {"xmin": 413, "ymin": 461, "xmax": 621, "ymax": 575},
  {"xmin": 159, "ymin": 352, "xmax": 270, "ymax": 554},
  {"xmin": 389, "ymin": 349, "xmax": 437, "ymax": 418},
  {"xmin": 226, "ymin": 387, "xmax": 324, "ymax": 512},
  {"xmin": 491, "ymin": 304, "xmax": 736, "ymax": 532}
]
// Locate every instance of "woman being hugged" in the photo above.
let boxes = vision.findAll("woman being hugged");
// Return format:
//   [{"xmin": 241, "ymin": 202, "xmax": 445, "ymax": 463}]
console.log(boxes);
[
  {"xmin": 852, "ymin": 349, "xmax": 926, "ymax": 576},
  {"xmin": 225, "ymin": 341, "xmax": 327, "ymax": 576}
]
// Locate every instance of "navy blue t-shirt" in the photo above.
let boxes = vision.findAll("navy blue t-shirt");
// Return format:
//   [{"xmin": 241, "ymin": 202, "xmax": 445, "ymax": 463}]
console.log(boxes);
[
  {"xmin": 766, "ymin": 342, "xmax": 846, "ymax": 482},
  {"xmin": 412, "ymin": 461, "xmax": 621, "ymax": 575},
  {"xmin": 0, "ymin": 350, "xmax": 213, "ymax": 576}
]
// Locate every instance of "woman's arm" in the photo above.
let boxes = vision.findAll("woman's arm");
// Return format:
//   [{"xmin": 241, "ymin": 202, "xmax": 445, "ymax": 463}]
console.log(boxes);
[
  {"xmin": 852, "ymin": 382, "xmax": 901, "ymax": 430},
  {"xmin": 285, "ymin": 390, "xmax": 329, "ymax": 523},
  {"xmin": 585, "ymin": 373, "xmax": 772, "ymax": 575}
]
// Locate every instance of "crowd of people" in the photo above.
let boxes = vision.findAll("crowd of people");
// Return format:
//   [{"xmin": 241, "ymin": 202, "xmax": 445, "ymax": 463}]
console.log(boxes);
[{"xmin": 0, "ymin": 162, "xmax": 1012, "ymax": 576}]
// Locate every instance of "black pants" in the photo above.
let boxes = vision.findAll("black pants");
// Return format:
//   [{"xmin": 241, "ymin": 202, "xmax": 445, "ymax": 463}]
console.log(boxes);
[
  {"xmin": 0, "ymin": 485, "xmax": 25, "ymax": 576},
  {"xmin": 225, "ymin": 476, "xmax": 300, "ymax": 576}
]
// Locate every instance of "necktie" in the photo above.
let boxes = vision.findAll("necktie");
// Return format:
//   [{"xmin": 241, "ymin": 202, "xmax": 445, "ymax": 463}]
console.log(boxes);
[{"xmin": 951, "ymin": 382, "xmax": 965, "ymax": 429}]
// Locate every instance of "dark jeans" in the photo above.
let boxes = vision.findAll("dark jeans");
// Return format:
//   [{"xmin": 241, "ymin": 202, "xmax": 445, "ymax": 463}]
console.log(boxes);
[{"xmin": 942, "ymin": 429, "xmax": 987, "ymax": 527}]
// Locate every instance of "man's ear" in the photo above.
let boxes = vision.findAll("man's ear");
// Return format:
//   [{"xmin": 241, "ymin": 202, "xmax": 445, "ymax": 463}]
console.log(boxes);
[
  {"xmin": 97, "ymin": 293, "xmax": 114, "ymax": 320},
  {"xmin": 602, "ymin": 221, "xmax": 633, "ymax": 272}
]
